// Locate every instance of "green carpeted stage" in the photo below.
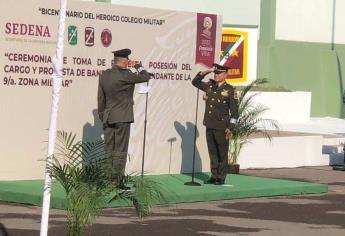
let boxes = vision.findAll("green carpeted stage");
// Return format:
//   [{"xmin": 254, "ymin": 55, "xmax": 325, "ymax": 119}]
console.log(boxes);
[{"xmin": 0, "ymin": 173, "xmax": 327, "ymax": 209}]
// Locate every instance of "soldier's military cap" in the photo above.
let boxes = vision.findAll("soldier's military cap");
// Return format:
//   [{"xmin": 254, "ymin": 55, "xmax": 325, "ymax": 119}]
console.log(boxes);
[
  {"xmin": 112, "ymin": 48, "xmax": 131, "ymax": 59},
  {"xmin": 213, "ymin": 63, "xmax": 231, "ymax": 74}
]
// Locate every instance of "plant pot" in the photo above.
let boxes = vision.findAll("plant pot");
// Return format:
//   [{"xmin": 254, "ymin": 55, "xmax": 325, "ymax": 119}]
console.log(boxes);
[{"xmin": 227, "ymin": 164, "xmax": 240, "ymax": 174}]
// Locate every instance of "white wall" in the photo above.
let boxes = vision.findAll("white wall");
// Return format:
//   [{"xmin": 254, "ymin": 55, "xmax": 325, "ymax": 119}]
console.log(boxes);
[
  {"xmin": 334, "ymin": 0, "xmax": 345, "ymax": 44},
  {"xmin": 276, "ymin": 0, "xmax": 345, "ymax": 44},
  {"xmin": 111, "ymin": 0, "xmax": 261, "ymax": 26},
  {"xmin": 239, "ymin": 135, "xmax": 326, "ymax": 168},
  {"xmin": 250, "ymin": 91, "xmax": 312, "ymax": 123}
]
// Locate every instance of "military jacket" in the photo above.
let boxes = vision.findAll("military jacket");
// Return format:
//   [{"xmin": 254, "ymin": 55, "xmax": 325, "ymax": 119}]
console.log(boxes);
[
  {"xmin": 98, "ymin": 66, "xmax": 150, "ymax": 124},
  {"xmin": 192, "ymin": 72, "xmax": 239, "ymax": 131}
]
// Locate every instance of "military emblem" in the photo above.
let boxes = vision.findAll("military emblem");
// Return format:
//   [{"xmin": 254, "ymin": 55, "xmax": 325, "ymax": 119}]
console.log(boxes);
[
  {"xmin": 85, "ymin": 27, "xmax": 94, "ymax": 47},
  {"xmin": 221, "ymin": 89, "xmax": 229, "ymax": 97},
  {"xmin": 68, "ymin": 25, "xmax": 77, "ymax": 45},
  {"xmin": 101, "ymin": 29, "xmax": 112, "ymax": 47}
]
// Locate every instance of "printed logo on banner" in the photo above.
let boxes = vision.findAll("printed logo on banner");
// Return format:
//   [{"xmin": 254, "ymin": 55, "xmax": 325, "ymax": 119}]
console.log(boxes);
[
  {"xmin": 101, "ymin": 29, "xmax": 112, "ymax": 47},
  {"xmin": 195, "ymin": 13, "xmax": 217, "ymax": 68},
  {"xmin": 85, "ymin": 27, "xmax": 94, "ymax": 47},
  {"xmin": 221, "ymin": 29, "xmax": 248, "ymax": 84},
  {"xmin": 4, "ymin": 22, "xmax": 51, "ymax": 38},
  {"xmin": 68, "ymin": 25, "xmax": 78, "ymax": 45}
]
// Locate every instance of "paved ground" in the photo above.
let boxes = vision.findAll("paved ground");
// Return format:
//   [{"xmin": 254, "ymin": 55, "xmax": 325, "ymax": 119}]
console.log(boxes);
[{"xmin": 1, "ymin": 166, "xmax": 345, "ymax": 236}]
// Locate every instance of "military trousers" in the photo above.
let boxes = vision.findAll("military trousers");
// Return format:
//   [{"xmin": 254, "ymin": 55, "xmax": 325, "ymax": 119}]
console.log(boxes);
[
  {"xmin": 103, "ymin": 122, "xmax": 131, "ymax": 185},
  {"xmin": 206, "ymin": 127, "xmax": 229, "ymax": 181}
]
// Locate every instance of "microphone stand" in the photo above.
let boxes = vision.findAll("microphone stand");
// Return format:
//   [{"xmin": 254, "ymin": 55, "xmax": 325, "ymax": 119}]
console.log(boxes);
[
  {"xmin": 141, "ymin": 79, "xmax": 150, "ymax": 177},
  {"xmin": 184, "ymin": 89, "xmax": 201, "ymax": 186}
]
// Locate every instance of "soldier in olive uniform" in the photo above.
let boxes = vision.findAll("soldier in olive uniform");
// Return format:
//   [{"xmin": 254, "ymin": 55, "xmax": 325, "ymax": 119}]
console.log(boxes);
[
  {"xmin": 192, "ymin": 63, "xmax": 238, "ymax": 185},
  {"xmin": 98, "ymin": 48, "xmax": 151, "ymax": 188}
]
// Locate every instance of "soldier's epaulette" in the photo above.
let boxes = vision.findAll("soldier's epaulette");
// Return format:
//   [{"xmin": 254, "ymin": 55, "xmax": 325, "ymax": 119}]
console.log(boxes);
[
  {"xmin": 100, "ymin": 68, "xmax": 112, "ymax": 76},
  {"xmin": 225, "ymin": 83, "xmax": 234, "ymax": 89}
]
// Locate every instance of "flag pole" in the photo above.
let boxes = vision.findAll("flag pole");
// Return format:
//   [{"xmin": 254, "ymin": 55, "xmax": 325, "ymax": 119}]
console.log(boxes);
[{"xmin": 40, "ymin": 0, "xmax": 67, "ymax": 235}]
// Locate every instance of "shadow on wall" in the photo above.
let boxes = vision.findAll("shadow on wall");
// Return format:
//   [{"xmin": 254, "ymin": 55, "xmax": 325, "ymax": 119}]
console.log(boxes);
[
  {"xmin": 0, "ymin": 223, "xmax": 9, "ymax": 236},
  {"xmin": 174, "ymin": 121, "xmax": 202, "ymax": 174},
  {"xmin": 82, "ymin": 109, "xmax": 103, "ymax": 143}
]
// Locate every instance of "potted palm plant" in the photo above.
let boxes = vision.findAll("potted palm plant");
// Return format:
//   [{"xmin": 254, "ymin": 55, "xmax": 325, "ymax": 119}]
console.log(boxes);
[
  {"xmin": 229, "ymin": 78, "xmax": 280, "ymax": 174},
  {"xmin": 48, "ymin": 131, "xmax": 164, "ymax": 236}
]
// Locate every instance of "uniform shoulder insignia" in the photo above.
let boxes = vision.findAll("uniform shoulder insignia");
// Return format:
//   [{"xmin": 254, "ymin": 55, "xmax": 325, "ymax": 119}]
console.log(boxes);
[
  {"xmin": 227, "ymin": 84, "xmax": 235, "ymax": 89},
  {"xmin": 101, "ymin": 68, "xmax": 111, "ymax": 76}
]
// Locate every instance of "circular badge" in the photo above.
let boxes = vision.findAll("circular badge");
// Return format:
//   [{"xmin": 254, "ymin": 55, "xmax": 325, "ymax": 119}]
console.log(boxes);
[{"xmin": 101, "ymin": 29, "xmax": 112, "ymax": 47}]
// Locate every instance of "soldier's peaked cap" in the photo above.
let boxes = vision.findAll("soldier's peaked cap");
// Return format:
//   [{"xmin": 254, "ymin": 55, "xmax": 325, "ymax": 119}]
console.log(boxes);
[
  {"xmin": 213, "ymin": 63, "xmax": 231, "ymax": 73},
  {"xmin": 112, "ymin": 48, "xmax": 131, "ymax": 58}
]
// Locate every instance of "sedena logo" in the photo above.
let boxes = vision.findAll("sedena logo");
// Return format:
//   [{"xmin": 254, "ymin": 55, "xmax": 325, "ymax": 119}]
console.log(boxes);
[
  {"xmin": 68, "ymin": 25, "xmax": 77, "ymax": 45},
  {"xmin": 5, "ymin": 22, "xmax": 51, "ymax": 37}
]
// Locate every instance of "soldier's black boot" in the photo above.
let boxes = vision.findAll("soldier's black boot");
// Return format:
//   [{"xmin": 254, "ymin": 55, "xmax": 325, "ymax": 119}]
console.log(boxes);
[
  {"xmin": 214, "ymin": 178, "xmax": 225, "ymax": 185},
  {"xmin": 118, "ymin": 184, "xmax": 131, "ymax": 190},
  {"xmin": 204, "ymin": 177, "xmax": 216, "ymax": 184}
]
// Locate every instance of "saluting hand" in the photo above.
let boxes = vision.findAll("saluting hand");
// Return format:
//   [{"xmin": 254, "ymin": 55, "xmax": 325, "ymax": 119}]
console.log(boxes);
[
  {"xmin": 133, "ymin": 62, "xmax": 143, "ymax": 70},
  {"xmin": 200, "ymin": 70, "xmax": 213, "ymax": 76}
]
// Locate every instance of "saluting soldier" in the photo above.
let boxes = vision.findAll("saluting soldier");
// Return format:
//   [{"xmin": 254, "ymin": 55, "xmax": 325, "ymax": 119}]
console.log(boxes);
[
  {"xmin": 98, "ymin": 48, "xmax": 151, "ymax": 189},
  {"xmin": 192, "ymin": 63, "xmax": 238, "ymax": 185}
]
